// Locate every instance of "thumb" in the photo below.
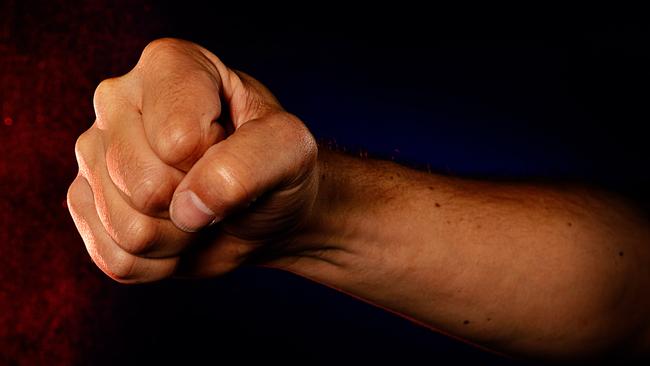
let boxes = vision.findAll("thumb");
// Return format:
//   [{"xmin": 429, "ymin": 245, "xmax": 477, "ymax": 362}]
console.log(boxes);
[{"xmin": 169, "ymin": 113, "xmax": 317, "ymax": 232}]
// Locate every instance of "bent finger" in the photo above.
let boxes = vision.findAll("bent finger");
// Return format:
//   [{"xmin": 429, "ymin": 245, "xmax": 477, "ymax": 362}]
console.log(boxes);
[
  {"xmin": 67, "ymin": 175, "xmax": 178, "ymax": 283},
  {"xmin": 102, "ymin": 99, "xmax": 202, "ymax": 216},
  {"xmin": 138, "ymin": 39, "xmax": 224, "ymax": 171},
  {"xmin": 96, "ymin": 144, "xmax": 196, "ymax": 258},
  {"xmin": 80, "ymin": 123, "xmax": 195, "ymax": 257}
]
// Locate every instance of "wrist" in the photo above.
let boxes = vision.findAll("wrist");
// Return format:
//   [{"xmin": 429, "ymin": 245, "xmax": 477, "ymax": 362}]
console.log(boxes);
[
  {"xmin": 265, "ymin": 148, "xmax": 364, "ymax": 270},
  {"xmin": 294, "ymin": 148, "xmax": 355, "ymax": 257},
  {"xmin": 269, "ymin": 147, "xmax": 414, "ymax": 273}
]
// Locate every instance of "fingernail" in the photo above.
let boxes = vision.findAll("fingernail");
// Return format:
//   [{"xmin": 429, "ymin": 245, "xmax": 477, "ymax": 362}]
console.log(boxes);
[{"xmin": 170, "ymin": 190, "xmax": 217, "ymax": 232}]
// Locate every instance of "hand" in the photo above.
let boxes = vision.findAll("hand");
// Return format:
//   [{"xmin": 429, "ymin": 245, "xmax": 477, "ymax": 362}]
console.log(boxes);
[{"xmin": 67, "ymin": 38, "xmax": 319, "ymax": 283}]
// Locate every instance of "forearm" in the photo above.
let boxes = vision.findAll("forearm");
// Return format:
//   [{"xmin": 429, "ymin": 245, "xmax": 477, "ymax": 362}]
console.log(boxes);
[{"xmin": 271, "ymin": 149, "xmax": 650, "ymax": 361}]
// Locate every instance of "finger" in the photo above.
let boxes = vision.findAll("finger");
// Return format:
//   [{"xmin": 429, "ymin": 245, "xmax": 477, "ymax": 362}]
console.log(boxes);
[
  {"xmin": 137, "ymin": 39, "xmax": 225, "ymax": 171},
  {"xmin": 67, "ymin": 175, "xmax": 178, "ymax": 283},
  {"xmin": 77, "ymin": 125, "xmax": 194, "ymax": 257},
  {"xmin": 169, "ymin": 112, "xmax": 317, "ymax": 232},
  {"xmin": 101, "ymin": 141, "xmax": 197, "ymax": 258},
  {"xmin": 95, "ymin": 76, "xmax": 189, "ymax": 216}
]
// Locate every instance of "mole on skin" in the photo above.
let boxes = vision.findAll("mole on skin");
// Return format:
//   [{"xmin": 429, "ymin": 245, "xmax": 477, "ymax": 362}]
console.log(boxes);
[
  {"xmin": 435, "ymin": 203, "xmax": 441, "ymax": 207},
  {"xmin": 619, "ymin": 251, "xmax": 624, "ymax": 257},
  {"xmin": 463, "ymin": 320, "xmax": 470, "ymax": 325}
]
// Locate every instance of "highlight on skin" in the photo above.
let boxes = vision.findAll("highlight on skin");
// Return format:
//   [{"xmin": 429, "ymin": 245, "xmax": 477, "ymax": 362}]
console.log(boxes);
[{"xmin": 66, "ymin": 38, "xmax": 650, "ymax": 363}]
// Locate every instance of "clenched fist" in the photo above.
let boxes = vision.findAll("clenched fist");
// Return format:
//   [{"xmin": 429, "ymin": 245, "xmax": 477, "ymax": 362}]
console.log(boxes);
[{"xmin": 68, "ymin": 38, "xmax": 319, "ymax": 283}]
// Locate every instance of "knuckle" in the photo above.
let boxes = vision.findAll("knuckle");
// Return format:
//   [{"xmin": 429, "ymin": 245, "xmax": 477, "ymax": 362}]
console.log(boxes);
[
  {"xmin": 93, "ymin": 78, "xmax": 123, "ymax": 122},
  {"xmin": 103, "ymin": 140, "xmax": 130, "ymax": 190},
  {"xmin": 156, "ymin": 121, "xmax": 203, "ymax": 165},
  {"xmin": 130, "ymin": 172, "xmax": 173, "ymax": 213},
  {"xmin": 74, "ymin": 129, "xmax": 96, "ymax": 173},
  {"xmin": 81, "ymin": 232, "xmax": 137, "ymax": 283},
  {"xmin": 105, "ymin": 251, "xmax": 138, "ymax": 283},
  {"xmin": 93, "ymin": 78, "xmax": 119, "ymax": 102},
  {"xmin": 274, "ymin": 112, "xmax": 306, "ymax": 139},
  {"xmin": 140, "ymin": 38, "xmax": 217, "ymax": 88},
  {"xmin": 277, "ymin": 113, "xmax": 318, "ymax": 161},
  {"xmin": 66, "ymin": 177, "xmax": 85, "ymax": 220},
  {"xmin": 140, "ymin": 38, "xmax": 185, "ymax": 64},
  {"xmin": 104, "ymin": 141, "xmax": 178, "ymax": 213},
  {"xmin": 121, "ymin": 215, "xmax": 159, "ymax": 255},
  {"xmin": 66, "ymin": 182, "xmax": 76, "ymax": 211},
  {"xmin": 73, "ymin": 131, "xmax": 88, "ymax": 162}
]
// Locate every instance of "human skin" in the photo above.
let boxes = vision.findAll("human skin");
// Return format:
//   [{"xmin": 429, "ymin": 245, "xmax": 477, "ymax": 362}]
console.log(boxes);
[{"xmin": 67, "ymin": 38, "xmax": 650, "ymax": 362}]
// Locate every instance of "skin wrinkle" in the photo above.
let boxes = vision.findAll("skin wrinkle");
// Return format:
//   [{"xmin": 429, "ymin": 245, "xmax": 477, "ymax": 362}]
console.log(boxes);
[
  {"xmin": 64, "ymin": 36, "xmax": 650, "ymax": 363},
  {"xmin": 3, "ymin": 5, "xmax": 649, "ymax": 362},
  {"xmin": 104, "ymin": 115, "xmax": 182, "ymax": 217},
  {"xmin": 157, "ymin": 117, "xmax": 204, "ymax": 166},
  {"xmin": 71, "ymin": 177, "xmax": 135, "ymax": 281},
  {"xmin": 207, "ymin": 148, "xmax": 254, "ymax": 207},
  {"xmin": 306, "ymin": 152, "xmax": 644, "ymax": 360},
  {"xmin": 104, "ymin": 141, "xmax": 132, "ymax": 196},
  {"xmin": 68, "ymin": 177, "xmax": 108, "ymax": 276}
]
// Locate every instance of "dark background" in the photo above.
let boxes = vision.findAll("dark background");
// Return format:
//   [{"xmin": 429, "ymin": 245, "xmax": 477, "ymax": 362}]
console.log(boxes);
[{"xmin": 1, "ymin": 1, "xmax": 648, "ymax": 364}]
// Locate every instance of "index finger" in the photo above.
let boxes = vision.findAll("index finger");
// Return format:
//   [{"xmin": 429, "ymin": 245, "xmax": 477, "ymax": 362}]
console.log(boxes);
[{"xmin": 137, "ymin": 38, "xmax": 225, "ymax": 172}]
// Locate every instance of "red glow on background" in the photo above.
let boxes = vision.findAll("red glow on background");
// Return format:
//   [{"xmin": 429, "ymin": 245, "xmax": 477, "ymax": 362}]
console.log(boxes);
[{"xmin": 0, "ymin": 1, "xmax": 163, "ymax": 363}]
